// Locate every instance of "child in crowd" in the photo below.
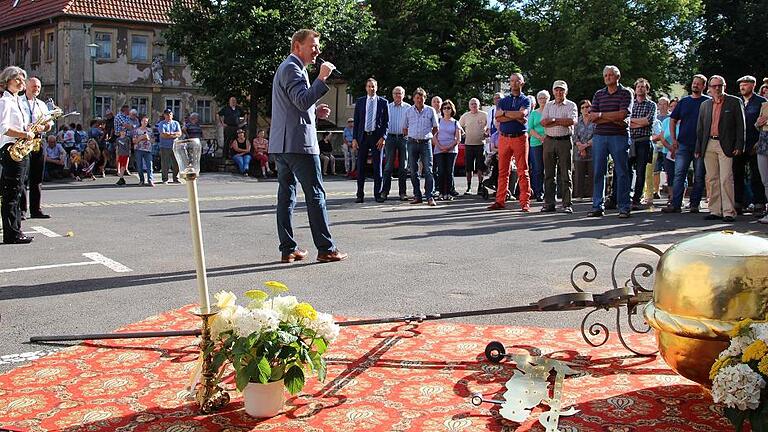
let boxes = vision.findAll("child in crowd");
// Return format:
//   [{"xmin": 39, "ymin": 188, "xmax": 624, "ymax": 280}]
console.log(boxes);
[
  {"xmin": 70, "ymin": 150, "xmax": 85, "ymax": 181},
  {"xmin": 115, "ymin": 130, "xmax": 131, "ymax": 186}
]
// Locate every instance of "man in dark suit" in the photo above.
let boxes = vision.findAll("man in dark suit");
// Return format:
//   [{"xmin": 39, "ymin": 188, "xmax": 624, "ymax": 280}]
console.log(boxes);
[
  {"xmin": 269, "ymin": 28, "xmax": 348, "ymax": 263},
  {"xmin": 695, "ymin": 75, "xmax": 746, "ymax": 222},
  {"xmin": 352, "ymin": 78, "xmax": 389, "ymax": 203}
]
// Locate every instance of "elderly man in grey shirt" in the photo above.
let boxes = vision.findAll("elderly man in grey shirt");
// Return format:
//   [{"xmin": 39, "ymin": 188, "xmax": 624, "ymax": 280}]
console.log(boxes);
[
  {"xmin": 403, "ymin": 87, "xmax": 439, "ymax": 206},
  {"xmin": 540, "ymin": 80, "xmax": 578, "ymax": 213}
]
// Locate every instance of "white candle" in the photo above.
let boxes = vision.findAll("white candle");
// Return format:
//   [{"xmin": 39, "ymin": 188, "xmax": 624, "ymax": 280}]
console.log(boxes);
[{"xmin": 186, "ymin": 178, "xmax": 210, "ymax": 313}]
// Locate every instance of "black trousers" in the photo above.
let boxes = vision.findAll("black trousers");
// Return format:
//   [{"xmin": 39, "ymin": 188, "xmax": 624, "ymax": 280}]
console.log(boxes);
[
  {"xmin": 0, "ymin": 144, "xmax": 27, "ymax": 242},
  {"xmin": 20, "ymin": 147, "xmax": 43, "ymax": 215},
  {"xmin": 733, "ymin": 151, "xmax": 766, "ymax": 208}
]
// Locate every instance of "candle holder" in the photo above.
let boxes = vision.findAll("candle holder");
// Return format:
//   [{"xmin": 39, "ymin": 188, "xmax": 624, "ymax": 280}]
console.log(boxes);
[{"xmin": 193, "ymin": 308, "xmax": 230, "ymax": 413}]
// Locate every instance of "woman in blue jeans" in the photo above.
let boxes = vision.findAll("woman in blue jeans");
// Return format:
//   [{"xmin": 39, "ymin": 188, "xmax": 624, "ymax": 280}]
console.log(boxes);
[
  {"xmin": 132, "ymin": 115, "xmax": 155, "ymax": 186},
  {"xmin": 433, "ymin": 100, "xmax": 463, "ymax": 200},
  {"xmin": 230, "ymin": 129, "xmax": 252, "ymax": 176}
]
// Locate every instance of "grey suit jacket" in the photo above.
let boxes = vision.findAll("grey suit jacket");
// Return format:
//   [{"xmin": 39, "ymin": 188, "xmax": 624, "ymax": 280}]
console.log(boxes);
[
  {"xmin": 269, "ymin": 54, "xmax": 330, "ymax": 155},
  {"xmin": 696, "ymin": 94, "xmax": 745, "ymax": 157}
]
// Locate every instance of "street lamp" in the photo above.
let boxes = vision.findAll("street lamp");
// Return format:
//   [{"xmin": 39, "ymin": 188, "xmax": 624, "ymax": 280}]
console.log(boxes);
[{"xmin": 87, "ymin": 43, "xmax": 99, "ymax": 120}]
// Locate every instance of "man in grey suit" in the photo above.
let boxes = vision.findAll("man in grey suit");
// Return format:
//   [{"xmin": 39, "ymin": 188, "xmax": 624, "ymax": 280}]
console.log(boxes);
[
  {"xmin": 695, "ymin": 75, "xmax": 746, "ymax": 222},
  {"xmin": 270, "ymin": 28, "xmax": 348, "ymax": 263}
]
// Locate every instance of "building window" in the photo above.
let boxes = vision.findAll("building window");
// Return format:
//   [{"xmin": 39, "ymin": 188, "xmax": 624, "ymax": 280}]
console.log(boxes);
[
  {"xmin": 94, "ymin": 96, "xmax": 113, "ymax": 119},
  {"xmin": 94, "ymin": 31, "xmax": 113, "ymax": 60},
  {"xmin": 30, "ymin": 34, "xmax": 40, "ymax": 65},
  {"xmin": 15, "ymin": 37, "xmax": 24, "ymax": 65},
  {"xmin": 45, "ymin": 31, "xmax": 54, "ymax": 62},
  {"xmin": 130, "ymin": 34, "xmax": 150, "ymax": 62},
  {"xmin": 166, "ymin": 50, "xmax": 181, "ymax": 65},
  {"xmin": 130, "ymin": 96, "xmax": 149, "ymax": 116},
  {"xmin": 196, "ymin": 100, "xmax": 212, "ymax": 124},
  {"xmin": 165, "ymin": 98, "xmax": 182, "ymax": 120},
  {"xmin": 346, "ymin": 93, "xmax": 355, "ymax": 107}
]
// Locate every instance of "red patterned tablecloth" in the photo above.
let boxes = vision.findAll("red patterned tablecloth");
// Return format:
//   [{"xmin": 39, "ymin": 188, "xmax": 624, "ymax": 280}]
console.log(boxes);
[{"xmin": 0, "ymin": 306, "xmax": 732, "ymax": 431}]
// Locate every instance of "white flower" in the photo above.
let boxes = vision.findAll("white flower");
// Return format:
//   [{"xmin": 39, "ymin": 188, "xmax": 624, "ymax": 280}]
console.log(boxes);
[
  {"xmin": 267, "ymin": 295, "xmax": 299, "ymax": 319},
  {"xmin": 720, "ymin": 335, "xmax": 754, "ymax": 358},
  {"xmin": 233, "ymin": 308, "xmax": 280, "ymax": 338},
  {"xmin": 711, "ymin": 363, "xmax": 766, "ymax": 410},
  {"xmin": 214, "ymin": 291, "xmax": 237, "ymax": 310},
  {"xmin": 211, "ymin": 305, "xmax": 244, "ymax": 340},
  {"xmin": 752, "ymin": 323, "xmax": 768, "ymax": 344},
  {"xmin": 308, "ymin": 312, "xmax": 340, "ymax": 343}
]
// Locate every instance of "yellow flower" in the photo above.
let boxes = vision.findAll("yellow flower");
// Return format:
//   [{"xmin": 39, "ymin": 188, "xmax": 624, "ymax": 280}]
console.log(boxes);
[
  {"xmin": 709, "ymin": 356, "xmax": 733, "ymax": 381},
  {"xmin": 729, "ymin": 318, "xmax": 754, "ymax": 338},
  {"xmin": 244, "ymin": 290, "xmax": 269, "ymax": 302},
  {"xmin": 264, "ymin": 281, "xmax": 289, "ymax": 294},
  {"xmin": 759, "ymin": 356, "xmax": 768, "ymax": 376},
  {"xmin": 293, "ymin": 302, "xmax": 318, "ymax": 321},
  {"xmin": 742, "ymin": 339, "xmax": 768, "ymax": 363}
]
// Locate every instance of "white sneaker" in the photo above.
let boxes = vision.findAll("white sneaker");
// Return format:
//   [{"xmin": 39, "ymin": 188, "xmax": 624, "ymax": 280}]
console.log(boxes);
[{"xmin": 759, "ymin": 215, "xmax": 768, "ymax": 224}]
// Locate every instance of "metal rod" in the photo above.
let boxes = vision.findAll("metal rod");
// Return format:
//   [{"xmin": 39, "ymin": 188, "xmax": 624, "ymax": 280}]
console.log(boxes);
[{"xmin": 29, "ymin": 329, "xmax": 200, "ymax": 342}]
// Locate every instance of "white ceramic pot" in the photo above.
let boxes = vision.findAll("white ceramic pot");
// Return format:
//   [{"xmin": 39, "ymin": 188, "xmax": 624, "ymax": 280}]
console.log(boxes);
[{"xmin": 243, "ymin": 379, "xmax": 285, "ymax": 418}]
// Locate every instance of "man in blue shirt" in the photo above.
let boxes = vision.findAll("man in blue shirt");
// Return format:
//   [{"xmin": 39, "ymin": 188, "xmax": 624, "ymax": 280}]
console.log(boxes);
[
  {"xmin": 383, "ymin": 86, "xmax": 411, "ymax": 201},
  {"xmin": 342, "ymin": 118, "xmax": 355, "ymax": 177},
  {"xmin": 662, "ymin": 74, "xmax": 710, "ymax": 213},
  {"xmin": 488, "ymin": 73, "xmax": 531, "ymax": 212},
  {"xmin": 158, "ymin": 108, "xmax": 182, "ymax": 183}
]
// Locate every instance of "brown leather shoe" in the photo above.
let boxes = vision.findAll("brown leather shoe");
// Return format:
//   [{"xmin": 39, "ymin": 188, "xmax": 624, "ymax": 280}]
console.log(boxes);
[
  {"xmin": 281, "ymin": 248, "xmax": 308, "ymax": 263},
  {"xmin": 316, "ymin": 250, "xmax": 349, "ymax": 263}
]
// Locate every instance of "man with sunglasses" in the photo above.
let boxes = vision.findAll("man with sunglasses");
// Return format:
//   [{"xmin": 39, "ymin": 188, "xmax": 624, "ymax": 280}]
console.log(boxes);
[{"xmin": 694, "ymin": 75, "xmax": 746, "ymax": 222}]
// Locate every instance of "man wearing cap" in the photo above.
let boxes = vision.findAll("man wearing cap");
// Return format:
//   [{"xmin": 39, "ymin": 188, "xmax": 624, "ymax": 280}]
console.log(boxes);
[
  {"xmin": 383, "ymin": 86, "xmax": 411, "ymax": 201},
  {"xmin": 626, "ymin": 78, "xmax": 657, "ymax": 210},
  {"xmin": 735, "ymin": 75, "xmax": 767, "ymax": 214},
  {"xmin": 540, "ymin": 80, "xmax": 578, "ymax": 213},
  {"xmin": 695, "ymin": 75, "xmax": 746, "ymax": 223},
  {"xmin": 158, "ymin": 108, "xmax": 182, "ymax": 183}
]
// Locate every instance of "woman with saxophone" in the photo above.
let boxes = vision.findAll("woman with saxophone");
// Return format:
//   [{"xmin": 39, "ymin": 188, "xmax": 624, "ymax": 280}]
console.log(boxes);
[{"xmin": 0, "ymin": 66, "xmax": 40, "ymax": 244}]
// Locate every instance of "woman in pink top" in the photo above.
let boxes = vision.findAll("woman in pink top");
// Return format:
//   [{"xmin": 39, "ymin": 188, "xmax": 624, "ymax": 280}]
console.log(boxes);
[{"xmin": 251, "ymin": 129, "xmax": 271, "ymax": 177}]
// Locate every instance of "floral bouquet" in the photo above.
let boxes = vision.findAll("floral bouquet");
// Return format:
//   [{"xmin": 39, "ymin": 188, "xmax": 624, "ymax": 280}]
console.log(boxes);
[
  {"xmin": 709, "ymin": 319, "xmax": 768, "ymax": 431},
  {"xmin": 209, "ymin": 281, "xmax": 340, "ymax": 394}
]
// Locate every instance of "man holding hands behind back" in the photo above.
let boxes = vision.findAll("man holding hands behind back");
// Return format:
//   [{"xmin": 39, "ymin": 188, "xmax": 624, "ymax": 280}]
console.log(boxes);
[{"xmin": 269, "ymin": 29, "xmax": 348, "ymax": 263}]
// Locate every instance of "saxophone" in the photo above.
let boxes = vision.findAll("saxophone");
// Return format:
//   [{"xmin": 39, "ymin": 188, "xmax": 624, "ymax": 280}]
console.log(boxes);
[{"xmin": 9, "ymin": 101, "xmax": 78, "ymax": 162}]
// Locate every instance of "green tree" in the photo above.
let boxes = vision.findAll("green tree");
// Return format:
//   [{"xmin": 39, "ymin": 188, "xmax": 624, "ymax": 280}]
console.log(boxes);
[
  {"xmin": 165, "ymin": 0, "xmax": 374, "ymax": 135},
  {"xmin": 344, "ymin": 0, "xmax": 524, "ymax": 109},
  {"xmin": 698, "ymin": 0, "xmax": 768, "ymax": 85},
  {"xmin": 516, "ymin": 0, "xmax": 702, "ymax": 103}
]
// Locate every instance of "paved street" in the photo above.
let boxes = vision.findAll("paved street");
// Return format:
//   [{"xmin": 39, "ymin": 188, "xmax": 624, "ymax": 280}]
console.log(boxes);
[{"xmin": 0, "ymin": 172, "xmax": 762, "ymax": 372}]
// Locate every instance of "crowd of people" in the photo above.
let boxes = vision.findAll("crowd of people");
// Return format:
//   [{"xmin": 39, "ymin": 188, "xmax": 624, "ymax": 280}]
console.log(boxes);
[{"xmin": 332, "ymin": 69, "xmax": 768, "ymax": 224}]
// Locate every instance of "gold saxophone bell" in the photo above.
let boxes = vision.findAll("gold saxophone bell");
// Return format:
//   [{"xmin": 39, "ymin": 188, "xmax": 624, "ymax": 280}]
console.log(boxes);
[{"xmin": 9, "ymin": 105, "xmax": 67, "ymax": 162}]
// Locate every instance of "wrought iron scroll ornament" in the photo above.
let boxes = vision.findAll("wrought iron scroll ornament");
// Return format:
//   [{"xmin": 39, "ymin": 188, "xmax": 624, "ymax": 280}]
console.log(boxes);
[{"xmin": 572, "ymin": 243, "xmax": 663, "ymax": 356}]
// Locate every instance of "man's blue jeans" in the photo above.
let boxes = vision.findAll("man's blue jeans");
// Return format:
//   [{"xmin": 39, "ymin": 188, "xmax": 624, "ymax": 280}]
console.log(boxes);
[
  {"xmin": 408, "ymin": 139, "xmax": 434, "ymax": 200},
  {"xmin": 592, "ymin": 134, "xmax": 630, "ymax": 212},
  {"xmin": 274, "ymin": 153, "xmax": 336, "ymax": 255},
  {"xmin": 670, "ymin": 145, "xmax": 705, "ymax": 209},
  {"xmin": 383, "ymin": 134, "xmax": 408, "ymax": 197}
]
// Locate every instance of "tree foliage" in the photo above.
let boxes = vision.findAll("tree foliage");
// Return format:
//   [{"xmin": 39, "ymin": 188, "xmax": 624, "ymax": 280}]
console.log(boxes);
[
  {"xmin": 344, "ymin": 0, "xmax": 524, "ymax": 107},
  {"xmin": 698, "ymin": 0, "xmax": 768, "ymax": 85},
  {"xmin": 165, "ymin": 0, "xmax": 374, "ymax": 132},
  {"xmin": 515, "ymin": 0, "xmax": 702, "ymax": 103}
]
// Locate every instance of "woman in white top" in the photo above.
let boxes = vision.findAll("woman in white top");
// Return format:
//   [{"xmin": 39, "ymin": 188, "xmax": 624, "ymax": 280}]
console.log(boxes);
[{"xmin": 0, "ymin": 66, "xmax": 40, "ymax": 244}]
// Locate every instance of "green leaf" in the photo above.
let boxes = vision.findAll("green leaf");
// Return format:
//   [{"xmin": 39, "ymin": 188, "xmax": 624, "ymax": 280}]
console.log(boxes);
[
  {"xmin": 313, "ymin": 338, "xmax": 327, "ymax": 355},
  {"xmin": 270, "ymin": 364, "xmax": 286, "ymax": 381},
  {"xmin": 257, "ymin": 356, "xmax": 272, "ymax": 384},
  {"xmin": 724, "ymin": 407, "xmax": 747, "ymax": 432},
  {"xmin": 284, "ymin": 365, "xmax": 305, "ymax": 395},
  {"xmin": 235, "ymin": 368, "xmax": 251, "ymax": 392},
  {"xmin": 277, "ymin": 330, "xmax": 298, "ymax": 345}
]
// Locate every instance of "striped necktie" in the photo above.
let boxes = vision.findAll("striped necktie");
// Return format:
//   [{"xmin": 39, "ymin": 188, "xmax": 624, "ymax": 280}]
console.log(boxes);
[{"xmin": 365, "ymin": 97, "xmax": 375, "ymax": 132}]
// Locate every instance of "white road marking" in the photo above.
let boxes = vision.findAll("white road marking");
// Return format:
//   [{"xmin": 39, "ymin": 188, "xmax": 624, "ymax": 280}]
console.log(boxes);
[
  {"xmin": 0, "ymin": 350, "xmax": 59, "ymax": 365},
  {"xmin": 29, "ymin": 226, "xmax": 61, "ymax": 237},
  {"xmin": 82, "ymin": 252, "xmax": 133, "ymax": 272},
  {"xmin": 44, "ymin": 191, "xmax": 357, "ymax": 208},
  {"xmin": 0, "ymin": 252, "xmax": 132, "ymax": 274}
]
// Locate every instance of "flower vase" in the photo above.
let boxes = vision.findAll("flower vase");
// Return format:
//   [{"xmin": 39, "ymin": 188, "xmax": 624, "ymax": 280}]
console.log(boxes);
[{"xmin": 243, "ymin": 379, "xmax": 285, "ymax": 418}]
